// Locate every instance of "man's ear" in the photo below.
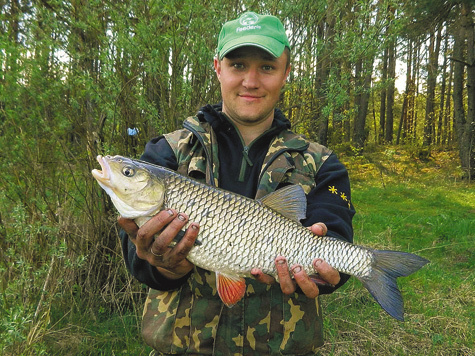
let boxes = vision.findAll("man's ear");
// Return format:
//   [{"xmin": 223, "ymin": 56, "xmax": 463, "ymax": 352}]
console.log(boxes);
[
  {"xmin": 214, "ymin": 58, "xmax": 221, "ymax": 80},
  {"xmin": 283, "ymin": 64, "xmax": 291, "ymax": 86}
]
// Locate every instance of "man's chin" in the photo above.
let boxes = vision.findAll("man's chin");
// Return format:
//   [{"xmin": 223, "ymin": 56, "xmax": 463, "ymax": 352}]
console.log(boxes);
[
  {"xmin": 222, "ymin": 104, "xmax": 275, "ymax": 126},
  {"xmin": 235, "ymin": 114, "xmax": 269, "ymax": 125}
]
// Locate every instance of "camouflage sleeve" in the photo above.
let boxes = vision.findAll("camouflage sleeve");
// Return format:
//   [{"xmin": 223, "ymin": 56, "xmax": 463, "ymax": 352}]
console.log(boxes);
[{"xmin": 303, "ymin": 152, "xmax": 356, "ymax": 294}]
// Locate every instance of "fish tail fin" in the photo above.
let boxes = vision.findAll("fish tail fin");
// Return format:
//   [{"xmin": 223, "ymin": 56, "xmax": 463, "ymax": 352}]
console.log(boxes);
[{"xmin": 358, "ymin": 250, "xmax": 429, "ymax": 321}]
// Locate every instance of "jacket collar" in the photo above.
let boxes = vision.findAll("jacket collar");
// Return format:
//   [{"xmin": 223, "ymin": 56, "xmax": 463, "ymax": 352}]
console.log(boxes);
[
  {"xmin": 185, "ymin": 104, "xmax": 309, "ymax": 152},
  {"xmin": 197, "ymin": 103, "xmax": 292, "ymax": 133}
]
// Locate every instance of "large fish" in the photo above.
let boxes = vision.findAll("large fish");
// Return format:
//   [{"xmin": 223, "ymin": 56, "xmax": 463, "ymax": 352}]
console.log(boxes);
[{"xmin": 92, "ymin": 155, "xmax": 429, "ymax": 321}]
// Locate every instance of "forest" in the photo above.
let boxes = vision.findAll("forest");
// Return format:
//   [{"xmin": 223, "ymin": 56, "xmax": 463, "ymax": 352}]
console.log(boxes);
[{"xmin": 1, "ymin": 0, "xmax": 474, "ymax": 355}]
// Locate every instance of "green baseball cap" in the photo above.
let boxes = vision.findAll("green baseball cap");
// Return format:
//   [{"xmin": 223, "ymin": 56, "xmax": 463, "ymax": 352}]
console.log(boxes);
[{"xmin": 217, "ymin": 12, "xmax": 290, "ymax": 60}]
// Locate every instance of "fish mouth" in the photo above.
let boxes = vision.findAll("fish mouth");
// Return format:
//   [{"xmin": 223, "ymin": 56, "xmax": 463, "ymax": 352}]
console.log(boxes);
[{"xmin": 91, "ymin": 155, "xmax": 111, "ymax": 184}]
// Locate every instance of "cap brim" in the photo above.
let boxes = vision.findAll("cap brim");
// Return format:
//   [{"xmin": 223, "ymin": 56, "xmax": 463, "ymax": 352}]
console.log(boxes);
[{"xmin": 218, "ymin": 35, "xmax": 286, "ymax": 60}]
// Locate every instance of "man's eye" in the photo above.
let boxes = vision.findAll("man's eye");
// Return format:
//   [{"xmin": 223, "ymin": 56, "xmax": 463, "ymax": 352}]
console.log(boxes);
[
  {"xmin": 262, "ymin": 65, "xmax": 274, "ymax": 71},
  {"xmin": 232, "ymin": 63, "xmax": 245, "ymax": 69}
]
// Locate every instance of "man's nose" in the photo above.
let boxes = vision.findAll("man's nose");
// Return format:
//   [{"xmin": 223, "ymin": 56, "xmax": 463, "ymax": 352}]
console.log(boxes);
[{"xmin": 242, "ymin": 67, "xmax": 260, "ymax": 88}]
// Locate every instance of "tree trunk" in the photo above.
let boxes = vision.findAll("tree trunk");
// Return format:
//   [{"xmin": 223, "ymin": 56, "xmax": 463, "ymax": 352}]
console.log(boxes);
[
  {"xmin": 380, "ymin": 47, "xmax": 388, "ymax": 143},
  {"xmin": 453, "ymin": 12, "xmax": 465, "ymax": 145},
  {"xmin": 312, "ymin": 20, "xmax": 326, "ymax": 144},
  {"xmin": 413, "ymin": 44, "xmax": 421, "ymax": 142},
  {"xmin": 316, "ymin": 3, "xmax": 337, "ymax": 146},
  {"xmin": 397, "ymin": 39, "xmax": 413, "ymax": 144},
  {"xmin": 353, "ymin": 57, "xmax": 364, "ymax": 146},
  {"xmin": 423, "ymin": 26, "xmax": 442, "ymax": 146},
  {"xmin": 444, "ymin": 55, "xmax": 454, "ymax": 145},
  {"xmin": 385, "ymin": 39, "xmax": 396, "ymax": 142},
  {"xmin": 438, "ymin": 25, "xmax": 449, "ymax": 145},
  {"xmin": 453, "ymin": 2, "xmax": 475, "ymax": 180},
  {"xmin": 462, "ymin": 2, "xmax": 475, "ymax": 179},
  {"xmin": 406, "ymin": 40, "xmax": 417, "ymax": 141},
  {"xmin": 353, "ymin": 54, "xmax": 374, "ymax": 149},
  {"xmin": 396, "ymin": 91, "xmax": 408, "ymax": 145}
]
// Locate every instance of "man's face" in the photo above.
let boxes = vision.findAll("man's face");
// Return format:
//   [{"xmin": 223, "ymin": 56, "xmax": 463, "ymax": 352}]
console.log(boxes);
[{"xmin": 214, "ymin": 47, "xmax": 291, "ymax": 128}]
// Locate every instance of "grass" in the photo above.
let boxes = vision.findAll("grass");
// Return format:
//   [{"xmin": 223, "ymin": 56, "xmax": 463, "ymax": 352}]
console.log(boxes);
[
  {"xmin": 318, "ymin": 146, "xmax": 475, "ymax": 355},
  {"xmin": 1, "ymin": 146, "xmax": 474, "ymax": 355},
  {"xmin": 42, "ymin": 313, "xmax": 150, "ymax": 355}
]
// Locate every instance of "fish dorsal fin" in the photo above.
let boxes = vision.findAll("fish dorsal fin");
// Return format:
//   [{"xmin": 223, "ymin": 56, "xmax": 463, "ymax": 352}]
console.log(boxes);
[
  {"xmin": 258, "ymin": 185, "xmax": 307, "ymax": 222},
  {"xmin": 216, "ymin": 272, "xmax": 246, "ymax": 308}
]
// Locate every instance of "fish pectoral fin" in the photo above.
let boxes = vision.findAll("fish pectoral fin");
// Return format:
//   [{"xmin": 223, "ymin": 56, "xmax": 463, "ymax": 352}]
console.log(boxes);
[
  {"xmin": 258, "ymin": 184, "xmax": 307, "ymax": 222},
  {"xmin": 309, "ymin": 274, "xmax": 335, "ymax": 287},
  {"xmin": 216, "ymin": 272, "xmax": 246, "ymax": 308}
]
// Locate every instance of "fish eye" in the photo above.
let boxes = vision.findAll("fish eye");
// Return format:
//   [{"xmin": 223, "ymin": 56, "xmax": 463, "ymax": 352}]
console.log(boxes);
[{"xmin": 122, "ymin": 166, "xmax": 135, "ymax": 177}]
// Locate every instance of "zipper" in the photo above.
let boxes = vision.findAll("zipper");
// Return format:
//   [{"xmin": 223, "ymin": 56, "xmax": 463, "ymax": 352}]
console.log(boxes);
[
  {"xmin": 223, "ymin": 118, "xmax": 257, "ymax": 183},
  {"xmin": 239, "ymin": 146, "xmax": 254, "ymax": 182}
]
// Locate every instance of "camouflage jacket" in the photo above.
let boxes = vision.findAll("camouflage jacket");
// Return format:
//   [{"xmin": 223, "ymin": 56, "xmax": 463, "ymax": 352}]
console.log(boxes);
[{"xmin": 140, "ymin": 113, "xmax": 345, "ymax": 356}]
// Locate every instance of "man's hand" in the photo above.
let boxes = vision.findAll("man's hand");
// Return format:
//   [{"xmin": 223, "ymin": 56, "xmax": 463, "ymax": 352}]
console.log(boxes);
[
  {"xmin": 118, "ymin": 209, "xmax": 199, "ymax": 280},
  {"xmin": 251, "ymin": 222, "xmax": 340, "ymax": 298}
]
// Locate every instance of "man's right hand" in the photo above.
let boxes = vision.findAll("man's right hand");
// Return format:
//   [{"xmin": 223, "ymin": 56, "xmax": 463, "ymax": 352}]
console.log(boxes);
[{"xmin": 118, "ymin": 209, "xmax": 199, "ymax": 280}]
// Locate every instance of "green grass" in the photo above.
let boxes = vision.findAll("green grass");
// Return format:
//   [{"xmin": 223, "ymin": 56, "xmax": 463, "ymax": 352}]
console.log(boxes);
[
  {"xmin": 318, "ymin": 147, "xmax": 475, "ymax": 355},
  {"xmin": 1, "ymin": 294, "xmax": 152, "ymax": 355},
  {"xmin": 1, "ymin": 147, "xmax": 474, "ymax": 355},
  {"xmin": 43, "ymin": 313, "xmax": 151, "ymax": 355}
]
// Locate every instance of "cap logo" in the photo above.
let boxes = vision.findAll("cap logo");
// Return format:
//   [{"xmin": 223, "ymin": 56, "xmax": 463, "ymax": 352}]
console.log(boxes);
[
  {"xmin": 237, "ymin": 13, "xmax": 261, "ymax": 32},
  {"xmin": 239, "ymin": 13, "xmax": 259, "ymax": 26}
]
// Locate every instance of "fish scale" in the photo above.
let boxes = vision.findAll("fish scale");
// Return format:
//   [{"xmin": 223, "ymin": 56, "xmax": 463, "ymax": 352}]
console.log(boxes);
[
  {"xmin": 92, "ymin": 155, "xmax": 429, "ymax": 321},
  {"xmin": 161, "ymin": 168, "xmax": 373, "ymax": 279}
]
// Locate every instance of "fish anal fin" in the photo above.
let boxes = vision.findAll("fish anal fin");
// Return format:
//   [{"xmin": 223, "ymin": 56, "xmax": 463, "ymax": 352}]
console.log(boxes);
[
  {"xmin": 258, "ymin": 185, "xmax": 307, "ymax": 221},
  {"xmin": 216, "ymin": 272, "xmax": 246, "ymax": 308}
]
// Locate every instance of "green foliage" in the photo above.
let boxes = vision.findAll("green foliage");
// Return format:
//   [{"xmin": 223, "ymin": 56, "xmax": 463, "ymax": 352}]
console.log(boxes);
[{"xmin": 0, "ymin": 0, "xmax": 473, "ymax": 355}]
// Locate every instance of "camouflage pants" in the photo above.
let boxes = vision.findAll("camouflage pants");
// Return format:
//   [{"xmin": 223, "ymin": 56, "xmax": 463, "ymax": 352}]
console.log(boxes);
[{"xmin": 142, "ymin": 269, "xmax": 324, "ymax": 356}]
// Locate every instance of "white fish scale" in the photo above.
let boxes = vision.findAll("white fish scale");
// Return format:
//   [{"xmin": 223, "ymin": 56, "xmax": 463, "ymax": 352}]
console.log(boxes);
[
  {"xmin": 163, "ymin": 173, "xmax": 374, "ymax": 279},
  {"xmin": 309, "ymin": 237, "xmax": 373, "ymax": 277}
]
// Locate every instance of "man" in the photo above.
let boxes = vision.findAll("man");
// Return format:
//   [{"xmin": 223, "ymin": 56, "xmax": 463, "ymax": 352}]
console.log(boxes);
[{"xmin": 119, "ymin": 11, "xmax": 355, "ymax": 355}]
